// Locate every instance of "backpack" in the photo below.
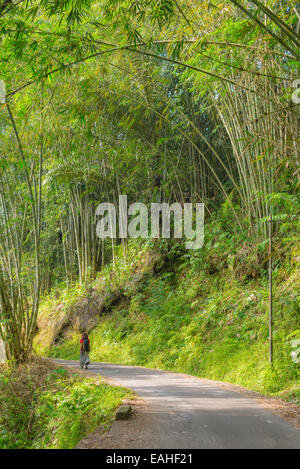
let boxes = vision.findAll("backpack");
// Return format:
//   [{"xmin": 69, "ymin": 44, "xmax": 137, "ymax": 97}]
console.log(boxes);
[{"xmin": 83, "ymin": 338, "xmax": 90, "ymax": 352}]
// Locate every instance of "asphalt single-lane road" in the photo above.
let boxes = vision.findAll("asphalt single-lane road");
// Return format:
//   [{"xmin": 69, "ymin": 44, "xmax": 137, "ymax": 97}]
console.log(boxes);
[{"xmin": 54, "ymin": 359, "xmax": 300, "ymax": 449}]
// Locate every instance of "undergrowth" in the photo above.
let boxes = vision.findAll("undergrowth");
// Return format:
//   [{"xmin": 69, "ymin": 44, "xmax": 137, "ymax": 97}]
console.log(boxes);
[
  {"xmin": 36, "ymin": 215, "xmax": 300, "ymax": 404},
  {"xmin": 0, "ymin": 358, "xmax": 131, "ymax": 449}
]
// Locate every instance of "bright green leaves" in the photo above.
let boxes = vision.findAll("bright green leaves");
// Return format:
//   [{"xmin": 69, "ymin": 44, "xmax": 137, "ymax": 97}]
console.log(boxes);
[{"xmin": 37, "ymin": 0, "xmax": 93, "ymax": 25}]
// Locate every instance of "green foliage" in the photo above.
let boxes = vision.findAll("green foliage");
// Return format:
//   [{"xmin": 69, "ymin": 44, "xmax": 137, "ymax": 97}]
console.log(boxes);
[
  {"xmin": 33, "ymin": 377, "xmax": 130, "ymax": 448},
  {"xmin": 38, "ymin": 225, "xmax": 300, "ymax": 403},
  {"xmin": 1, "ymin": 0, "xmax": 299, "ymax": 404},
  {"xmin": 0, "ymin": 360, "xmax": 131, "ymax": 449}
]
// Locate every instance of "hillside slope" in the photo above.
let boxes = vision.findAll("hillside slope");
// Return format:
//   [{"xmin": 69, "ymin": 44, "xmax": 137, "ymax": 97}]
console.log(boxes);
[{"xmin": 35, "ymin": 224, "xmax": 300, "ymax": 404}]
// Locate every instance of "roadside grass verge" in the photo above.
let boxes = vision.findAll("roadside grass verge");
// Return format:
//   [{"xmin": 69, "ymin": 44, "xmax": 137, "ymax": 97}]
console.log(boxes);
[{"xmin": 0, "ymin": 358, "xmax": 131, "ymax": 449}]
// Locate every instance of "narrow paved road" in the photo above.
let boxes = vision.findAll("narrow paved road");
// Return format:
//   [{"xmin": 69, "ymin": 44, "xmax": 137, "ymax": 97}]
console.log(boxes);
[{"xmin": 54, "ymin": 359, "xmax": 300, "ymax": 449}]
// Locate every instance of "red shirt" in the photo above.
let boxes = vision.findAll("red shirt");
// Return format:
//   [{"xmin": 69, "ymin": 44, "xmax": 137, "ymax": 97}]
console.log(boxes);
[
  {"xmin": 80, "ymin": 339, "xmax": 90, "ymax": 344},
  {"xmin": 80, "ymin": 338, "xmax": 90, "ymax": 351}
]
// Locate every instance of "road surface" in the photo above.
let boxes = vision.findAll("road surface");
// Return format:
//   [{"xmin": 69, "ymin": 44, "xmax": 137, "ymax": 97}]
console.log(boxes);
[{"xmin": 54, "ymin": 359, "xmax": 300, "ymax": 449}]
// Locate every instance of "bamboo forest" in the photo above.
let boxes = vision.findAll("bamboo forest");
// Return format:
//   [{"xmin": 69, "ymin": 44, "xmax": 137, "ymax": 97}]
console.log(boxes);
[{"xmin": 0, "ymin": 0, "xmax": 299, "ymax": 451}]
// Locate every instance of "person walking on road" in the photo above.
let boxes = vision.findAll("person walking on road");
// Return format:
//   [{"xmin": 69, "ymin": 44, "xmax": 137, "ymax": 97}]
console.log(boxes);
[{"xmin": 80, "ymin": 332, "xmax": 90, "ymax": 370}]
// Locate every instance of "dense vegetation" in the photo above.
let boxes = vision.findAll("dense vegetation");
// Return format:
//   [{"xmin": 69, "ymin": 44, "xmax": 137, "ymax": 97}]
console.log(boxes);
[
  {"xmin": 35, "ymin": 219, "xmax": 299, "ymax": 403},
  {"xmin": 0, "ymin": 0, "xmax": 299, "ymax": 448},
  {"xmin": 0, "ymin": 358, "xmax": 131, "ymax": 448},
  {"xmin": 0, "ymin": 0, "xmax": 299, "ymax": 362}
]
